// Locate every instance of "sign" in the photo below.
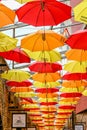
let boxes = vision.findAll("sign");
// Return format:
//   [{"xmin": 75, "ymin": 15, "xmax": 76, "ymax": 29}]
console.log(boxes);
[{"xmin": 75, "ymin": 124, "xmax": 84, "ymax": 130}]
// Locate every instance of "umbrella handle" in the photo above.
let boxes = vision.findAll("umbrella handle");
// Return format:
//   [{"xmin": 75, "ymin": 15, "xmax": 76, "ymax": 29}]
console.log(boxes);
[{"xmin": 62, "ymin": 28, "xmax": 70, "ymax": 38}]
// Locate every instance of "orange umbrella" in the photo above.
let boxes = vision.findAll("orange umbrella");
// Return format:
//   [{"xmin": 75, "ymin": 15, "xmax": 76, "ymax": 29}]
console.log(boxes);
[
  {"xmin": 60, "ymin": 97, "xmax": 80, "ymax": 102},
  {"xmin": 0, "ymin": 3, "xmax": 16, "ymax": 27},
  {"xmin": 10, "ymin": 87, "xmax": 34, "ymax": 92},
  {"xmin": 65, "ymin": 49, "xmax": 87, "ymax": 61},
  {"xmin": 21, "ymin": 30, "xmax": 66, "ymax": 51},
  {"xmin": 32, "ymin": 72, "xmax": 61, "ymax": 82},
  {"xmin": 40, "ymin": 106, "xmax": 56, "ymax": 111},
  {"xmin": 62, "ymin": 80, "xmax": 86, "ymax": 88}
]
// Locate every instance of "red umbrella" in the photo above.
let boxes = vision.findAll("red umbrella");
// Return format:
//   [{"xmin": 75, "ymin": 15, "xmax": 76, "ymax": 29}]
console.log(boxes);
[
  {"xmin": 60, "ymin": 92, "xmax": 82, "ymax": 98},
  {"xmin": 59, "ymin": 105, "xmax": 76, "ymax": 109},
  {"xmin": 20, "ymin": 98, "xmax": 34, "ymax": 103},
  {"xmin": 40, "ymin": 102, "xmax": 57, "ymax": 105},
  {"xmin": 16, "ymin": 0, "xmax": 71, "ymax": 26},
  {"xmin": 0, "ymin": 48, "xmax": 30, "ymax": 63},
  {"xmin": 29, "ymin": 62, "xmax": 62, "ymax": 73},
  {"xmin": 35, "ymin": 88, "xmax": 59, "ymax": 93},
  {"xmin": 66, "ymin": 29, "xmax": 87, "ymax": 49},
  {"xmin": 6, "ymin": 80, "xmax": 32, "ymax": 87},
  {"xmin": 62, "ymin": 72, "xmax": 87, "ymax": 80}
]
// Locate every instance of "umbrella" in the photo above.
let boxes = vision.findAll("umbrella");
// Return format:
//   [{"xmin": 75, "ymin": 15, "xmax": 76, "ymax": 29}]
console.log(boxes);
[
  {"xmin": 14, "ymin": 92, "xmax": 36, "ymax": 97},
  {"xmin": 60, "ymin": 97, "xmax": 80, "ymax": 102},
  {"xmin": 0, "ymin": 32, "xmax": 18, "ymax": 52},
  {"xmin": 73, "ymin": 0, "xmax": 87, "ymax": 24},
  {"xmin": 64, "ymin": 61, "xmax": 87, "ymax": 73},
  {"xmin": 59, "ymin": 105, "xmax": 76, "ymax": 110},
  {"xmin": 62, "ymin": 80, "xmax": 86, "ymax": 88},
  {"xmin": 35, "ymin": 88, "xmax": 59, "ymax": 93},
  {"xmin": 16, "ymin": 0, "xmax": 71, "ymax": 26},
  {"xmin": 1, "ymin": 69, "xmax": 30, "ymax": 82},
  {"xmin": 0, "ymin": 48, "xmax": 31, "ymax": 63},
  {"xmin": 21, "ymin": 30, "xmax": 66, "ymax": 51},
  {"xmin": 32, "ymin": 72, "xmax": 61, "ymax": 82},
  {"xmin": 23, "ymin": 49, "xmax": 61, "ymax": 62},
  {"xmin": 29, "ymin": 62, "xmax": 62, "ymax": 73},
  {"xmin": 10, "ymin": 86, "xmax": 34, "ymax": 92},
  {"xmin": 6, "ymin": 80, "xmax": 32, "ymax": 87},
  {"xmin": 33, "ymin": 81, "xmax": 60, "ymax": 88},
  {"xmin": 40, "ymin": 102, "xmax": 57, "ymax": 105},
  {"xmin": 38, "ymin": 98, "xmax": 58, "ymax": 102},
  {"xmin": 65, "ymin": 49, "xmax": 87, "ymax": 61},
  {"xmin": 60, "ymin": 92, "xmax": 82, "ymax": 98},
  {"xmin": 60, "ymin": 87, "xmax": 84, "ymax": 93},
  {"xmin": 16, "ymin": 0, "xmax": 35, "ymax": 4},
  {"xmin": 66, "ymin": 29, "xmax": 87, "ymax": 49},
  {"xmin": 37, "ymin": 93, "xmax": 58, "ymax": 98},
  {"xmin": 62, "ymin": 72, "xmax": 87, "ymax": 80},
  {"xmin": 82, "ymin": 89, "xmax": 87, "ymax": 96},
  {"xmin": 0, "ymin": 3, "xmax": 16, "ymax": 27}
]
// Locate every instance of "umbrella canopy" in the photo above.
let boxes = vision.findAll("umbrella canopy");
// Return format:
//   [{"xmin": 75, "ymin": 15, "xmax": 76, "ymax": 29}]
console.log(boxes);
[
  {"xmin": 23, "ymin": 49, "xmax": 61, "ymax": 62},
  {"xmin": 82, "ymin": 89, "xmax": 87, "ymax": 96},
  {"xmin": 62, "ymin": 80, "xmax": 86, "ymax": 88},
  {"xmin": 73, "ymin": 0, "xmax": 87, "ymax": 24},
  {"xmin": 35, "ymin": 88, "xmax": 59, "ymax": 93},
  {"xmin": 0, "ymin": 3, "xmax": 16, "ymax": 27},
  {"xmin": 40, "ymin": 102, "xmax": 57, "ymax": 105},
  {"xmin": 14, "ymin": 92, "xmax": 36, "ymax": 97},
  {"xmin": 0, "ymin": 48, "xmax": 31, "ymax": 63},
  {"xmin": 60, "ymin": 87, "xmax": 84, "ymax": 93},
  {"xmin": 10, "ymin": 86, "xmax": 34, "ymax": 92},
  {"xmin": 29, "ymin": 62, "xmax": 62, "ymax": 73},
  {"xmin": 62, "ymin": 72, "xmax": 87, "ymax": 80},
  {"xmin": 32, "ymin": 72, "xmax": 61, "ymax": 82},
  {"xmin": 21, "ymin": 30, "xmax": 66, "ymax": 51},
  {"xmin": 65, "ymin": 49, "xmax": 87, "ymax": 61},
  {"xmin": 60, "ymin": 92, "xmax": 82, "ymax": 98},
  {"xmin": 38, "ymin": 98, "xmax": 58, "ymax": 102},
  {"xmin": 0, "ymin": 32, "xmax": 18, "ymax": 52},
  {"xmin": 60, "ymin": 97, "xmax": 80, "ymax": 102},
  {"xmin": 66, "ymin": 29, "xmax": 87, "ymax": 49},
  {"xmin": 33, "ymin": 81, "xmax": 60, "ymax": 88},
  {"xmin": 16, "ymin": 0, "xmax": 34, "ymax": 4},
  {"xmin": 59, "ymin": 105, "xmax": 76, "ymax": 110},
  {"xmin": 6, "ymin": 80, "xmax": 32, "ymax": 87},
  {"xmin": 16, "ymin": 0, "xmax": 71, "ymax": 26},
  {"xmin": 64, "ymin": 61, "xmax": 87, "ymax": 73},
  {"xmin": 37, "ymin": 93, "xmax": 58, "ymax": 98},
  {"xmin": 1, "ymin": 69, "xmax": 30, "ymax": 82}
]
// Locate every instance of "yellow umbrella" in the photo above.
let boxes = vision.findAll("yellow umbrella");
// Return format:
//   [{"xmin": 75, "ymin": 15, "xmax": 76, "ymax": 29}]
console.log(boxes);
[
  {"xmin": 23, "ymin": 49, "xmax": 61, "ymax": 62},
  {"xmin": 0, "ymin": 3, "xmax": 16, "ymax": 28},
  {"xmin": 14, "ymin": 92, "xmax": 36, "ymax": 97},
  {"xmin": 21, "ymin": 30, "xmax": 66, "ymax": 51},
  {"xmin": 16, "ymin": 0, "xmax": 35, "ymax": 4},
  {"xmin": 82, "ymin": 88, "xmax": 87, "ymax": 96},
  {"xmin": 1, "ymin": 69, "xmax": 30, "ymax": 82},
  {"xmin": 59, "ymin": 101, "xmax": 78, "ymax": 105},
  {"xmin": 0, "ymin": 32, "xmax": 18, "ymax": 52},
  {"xmin": 73, "ymin": 0, "xmax": 87, "ymax": 24},
  {"xmin": 65, "ymin": 49, "xmax": 87, "ymax": 61},
  {"xmin": 38, "ymin": 98, "xmax": 58, "ymax": 102},
  {"xmin": 32, "ymin": 72, "xmax": 61, "ymax": 82},
  {"xmin": 64, "ymin": 61, "xmax": 87, "ymax": 73},
  {"xmin": 33, "ymin": 81, "xmax": 60, "ymax": 88},
  {"xmin": 60, "ymin": 86, "xmax": 84, "ymax": 93}
]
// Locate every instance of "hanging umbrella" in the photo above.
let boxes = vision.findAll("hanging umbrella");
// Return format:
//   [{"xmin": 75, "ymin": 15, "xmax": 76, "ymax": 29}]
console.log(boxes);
[
  {"xmin": 1, "ymin": 69, "xmax": 30, "ymax": 82},
  {"xmin": 38, "ymin": 98, "xmax": 58, "ymax": 102},
  {"xmin": 60, "ymin": 97, "xmax": 80, "ymax": 102},
  {"xmin": 82, "ymin": 88, "xmax": 87, "ymax": 96},
  {"xmin": 16, "ymin": 0, "xmax": 35, "ymax": 4},
  {"xmin": 10, "ymin": 86, "xmax": 34, "ymax": 92},
  {"xmin": 65, "ymin": 49, "xmax": 87, "ymax": 61},
  {"xmin": 66, "ymin": 29, "xmax": 87, "ymax": 49},
  {"xmin": 33, "ymin": 81, "xmax": 60, "ymax": 88},
  {"xmin": 14, "ymin": 92, "xmax": 36, "ymax": 97},
  {"xmin": 0, "ymin": 3, "xmax": 16, "ymax": 27},
  {"xmin": 40, "ymin": 102, "xmax": 57, "ymax": 105},
  {"xmin": 21, "ymin": 30, "xmax": 66, "ymax": 51},
  {"xmin": 62, "ymin": 80, "xmax": 86, "ymax": 88},
  {"xmin": 23, "ymin": 49, "xmax": 61, "ymax": 62},
  {"xmin": 37, "ymin": 93, "xmax": 58, "ymax": 98},
  {"xmin": 16, "ymin": 0, "xmax": 71, "ymax": 26},
  {"xmin": 29, "ymin": 62, "xmax": 62, "ymax": 73},
  {"xmin": 32, "ymin": 72, "xmax": 61, "ymax": 82},
  {"xmin": 73, "ymin": 0, "xmax": 87, "ymax": 24},
  {"xmin": 0, "ymin": 32, "xmax": 18, "ymax": 52},
  {"xmin": 35, "ymin": 88, "xmax": 59, "ymax": 93},
  {"xmin": 6, "ymin": 80, "xmax": 32, "ymax": 87},
  {"xmin": 0, "ymin": 48, "xmax": 31, "ymax": 63},
  {"xmin": 64, "ymin": 61, "xmax": 87, "ymax": 73},
  {"xmin": 60, "ymin": 92, "xmax": 82, "ymax": 98},
  {"xmin": 60, "ymin": 87, "xmax": 84, "ymax": 93},
  {"xmin": 62, "ymin": 72, "xmax": 87, "ymax": 80},
  {"xmin": 59, "ymin": 105, "xmax": 76, "ymax": 110}
]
